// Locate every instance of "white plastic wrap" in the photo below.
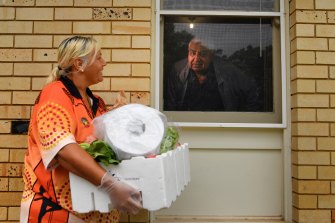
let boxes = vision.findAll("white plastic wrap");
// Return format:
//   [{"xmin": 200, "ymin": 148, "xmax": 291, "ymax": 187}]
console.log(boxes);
[{"xmin": 93, "ymin": 104, "xmax": 167, "ymax": 160}]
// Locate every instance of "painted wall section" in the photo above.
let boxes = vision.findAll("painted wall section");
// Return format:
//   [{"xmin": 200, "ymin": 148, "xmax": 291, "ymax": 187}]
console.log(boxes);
[
  {"xmin": 290, "ymin": 0, "xmax": 335, "ymax": 222},
  {"xmin": 0, "ymin": 0, "xmax": 151, "ymax": 222}
]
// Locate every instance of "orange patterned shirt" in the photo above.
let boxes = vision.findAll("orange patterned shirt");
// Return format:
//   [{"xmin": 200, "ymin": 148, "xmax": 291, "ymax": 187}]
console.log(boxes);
[{"xmin": 20, "ymin": 76, "xmax": 120, "ymax": 223}]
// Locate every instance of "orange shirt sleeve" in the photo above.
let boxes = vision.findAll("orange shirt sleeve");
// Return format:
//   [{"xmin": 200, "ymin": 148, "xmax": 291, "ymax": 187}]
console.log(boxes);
[{"xmin": 33, "ymin": 82, "xmax": 77, "ymax": 170}]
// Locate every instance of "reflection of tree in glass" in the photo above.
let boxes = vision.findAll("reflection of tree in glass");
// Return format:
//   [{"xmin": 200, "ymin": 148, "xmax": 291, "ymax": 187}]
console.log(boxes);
[
  {"xmin": 225, "ymin": 45, "xmax": 273, "ymax": 111},
  {"xmin": 163, "ymin": 0, "xmax": 275, "ymax": 11},
  {"xmin": 164, "ymin": 22, "xmax": 194, "ymax": 78},
  {"xmin": 163, "ymin": 23, "xmax": 194, "ymax": 101},
  {"xmin": 163, "ymin": 22, "xmax": 273, "ymax": 112}
]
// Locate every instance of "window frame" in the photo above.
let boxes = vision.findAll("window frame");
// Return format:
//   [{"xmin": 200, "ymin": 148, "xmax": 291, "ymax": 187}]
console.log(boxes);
[{"xmin": 154, "ymin": 0, "xmax": 287, "ymax": 128}]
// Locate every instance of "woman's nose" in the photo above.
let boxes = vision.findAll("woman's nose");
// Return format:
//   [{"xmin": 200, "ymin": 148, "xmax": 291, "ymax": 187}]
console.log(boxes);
[{"xmin": 102, "ymin": 58, "xmax": 107, "ymax": 66}]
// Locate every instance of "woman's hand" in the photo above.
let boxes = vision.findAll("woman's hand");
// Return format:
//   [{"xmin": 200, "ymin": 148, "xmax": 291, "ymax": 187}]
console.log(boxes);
[
  {"xmin": 85, "ymin": 135, "xmax": 97, "ymax": 144},
  {"xmin": 110, "ymin": 91, "xmax": 127, "ymax": 110},
  {"xmin": 98, "ymin": 173, "xmax": 142, "ymax": 215}
]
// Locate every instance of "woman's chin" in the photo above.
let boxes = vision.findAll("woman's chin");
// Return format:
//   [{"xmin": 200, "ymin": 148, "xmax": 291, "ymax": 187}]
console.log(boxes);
[
  {"xmin": 96, "ymin": 76, "xmax": 104, "ymax": 83},
  {"xmin": 90, "ymin": 78, "xmax": 103, "ymax": 86}
]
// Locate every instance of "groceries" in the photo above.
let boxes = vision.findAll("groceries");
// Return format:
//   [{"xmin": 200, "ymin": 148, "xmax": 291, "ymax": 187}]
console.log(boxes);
[
  {"xmin": 82, "ymin": 104, "xmax": 181, "ymax": 162},
  {"xmin": 93, "ymin": 104, "xmax": 170, "ymax": 160},
  {"xmin": 71, "ymin": 104, "xmax": 190, "ymax": 212},
  {"xmin": 70, "ymin": 143, "xmax": 190, "ymax": 212},
  {"xmin": 160, "ymin": 126, "xmax": 180, "ymax": 154},
  {"xmin": 80, "ymin": 140, "xmax": 119, "ymax": 166}
]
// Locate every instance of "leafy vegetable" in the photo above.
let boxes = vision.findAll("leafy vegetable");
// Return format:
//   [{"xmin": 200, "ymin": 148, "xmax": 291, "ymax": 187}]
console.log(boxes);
[
  {"xmin": 80, "ymin": 140, "xmax": 120, "ymax": 166},
  {"xmin": 160, "ymin": 127, "xmax": 179, "ymax": 154}
]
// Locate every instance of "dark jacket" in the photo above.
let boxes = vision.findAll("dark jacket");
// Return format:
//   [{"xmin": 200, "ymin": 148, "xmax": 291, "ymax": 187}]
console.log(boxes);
[{"xmin": 164, "ymin": 57, "xmax": 261, "ymax": 111}]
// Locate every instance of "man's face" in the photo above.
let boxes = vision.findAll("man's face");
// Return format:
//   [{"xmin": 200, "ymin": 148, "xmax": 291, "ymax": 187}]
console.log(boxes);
[{"xmin": 187, "ymin": 42, "xmax": 213, "ymax": 75}]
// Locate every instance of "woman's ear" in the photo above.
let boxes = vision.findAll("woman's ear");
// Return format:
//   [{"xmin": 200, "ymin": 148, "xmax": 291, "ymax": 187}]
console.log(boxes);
[{"xmin": 73, "ymin": 58, "xmax": 84, "ymax": 72}]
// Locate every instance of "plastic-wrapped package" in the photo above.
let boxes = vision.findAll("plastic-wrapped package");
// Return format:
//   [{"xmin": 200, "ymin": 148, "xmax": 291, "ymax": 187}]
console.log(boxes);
[{"xmin": 93, "ymin": 104, "xmax": 167, "ymax": 160}]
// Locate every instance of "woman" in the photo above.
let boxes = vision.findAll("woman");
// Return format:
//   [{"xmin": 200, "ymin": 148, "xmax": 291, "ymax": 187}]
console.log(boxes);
[{"xmin": 20, "ymin": 36, "xmax": 142, "ymax": 223}]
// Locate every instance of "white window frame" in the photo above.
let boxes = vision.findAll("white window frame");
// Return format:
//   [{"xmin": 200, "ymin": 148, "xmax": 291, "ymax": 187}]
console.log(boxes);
[{"xmin": 154, "ymin": 0, "xmax": 287, "ymax": 128}]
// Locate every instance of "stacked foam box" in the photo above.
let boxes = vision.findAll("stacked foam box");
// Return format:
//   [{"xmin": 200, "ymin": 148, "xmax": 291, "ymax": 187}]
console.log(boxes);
[{"xmin": 70, "ymin": 143, "xmax": 190, "ymax": 212}]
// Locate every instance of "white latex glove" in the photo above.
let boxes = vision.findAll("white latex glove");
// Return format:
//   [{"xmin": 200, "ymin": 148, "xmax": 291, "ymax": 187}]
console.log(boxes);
[{"xmin": 98, "ymin": 172, "xmax": 142, "ymax": 215}]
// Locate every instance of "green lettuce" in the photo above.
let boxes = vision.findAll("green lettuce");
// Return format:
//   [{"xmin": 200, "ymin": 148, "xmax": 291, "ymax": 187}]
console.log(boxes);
[
  {"xmin": 160, "ymin": 126, "xmax": 180, "ymax": 154},
  {"xmin": 80, "ymin": 140, "xmax": 120, "ymax": 166}
]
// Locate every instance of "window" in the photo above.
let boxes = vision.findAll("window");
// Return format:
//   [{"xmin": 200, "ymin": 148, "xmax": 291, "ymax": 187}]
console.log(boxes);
[
  {"xmin": 162, "ymin": 0, "xmax": 279, "ymax": 11},
  {"xmin": 155, "ymin": 0, "xmax": 286, "ymax": 127}
]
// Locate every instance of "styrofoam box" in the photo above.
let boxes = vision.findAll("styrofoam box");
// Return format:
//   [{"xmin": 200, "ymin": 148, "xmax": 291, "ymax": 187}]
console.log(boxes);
[{"xmin": 69, "ymin": 143, "xmax": 190, "ymax": 212}]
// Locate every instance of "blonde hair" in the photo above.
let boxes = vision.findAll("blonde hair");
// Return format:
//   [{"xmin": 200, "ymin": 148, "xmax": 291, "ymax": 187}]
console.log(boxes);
[{"xmin": 46, "ymin": 36, "xmax": 99, "ymax": 84}]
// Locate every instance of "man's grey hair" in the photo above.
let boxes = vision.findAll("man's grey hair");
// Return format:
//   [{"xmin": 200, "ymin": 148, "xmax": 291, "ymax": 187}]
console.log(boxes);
[{"xmin": 188, "ymin": 38, "xmax": 216, "ymax": 51}]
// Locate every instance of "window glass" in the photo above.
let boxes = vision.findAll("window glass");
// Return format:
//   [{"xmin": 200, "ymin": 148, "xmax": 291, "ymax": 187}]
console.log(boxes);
[
  {"xmin": 161, "ymin": 0, "xmax": 279, "ymax": 12},
  {"xmin": 163, "ymin": 17, "xmax": 277, "ymax": 114}
]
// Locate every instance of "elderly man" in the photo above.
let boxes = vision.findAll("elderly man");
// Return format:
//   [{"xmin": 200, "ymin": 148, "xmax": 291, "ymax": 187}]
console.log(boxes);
[{"xmin": 164, "ymin": 38, "xmax": 261, "ymax": 112}]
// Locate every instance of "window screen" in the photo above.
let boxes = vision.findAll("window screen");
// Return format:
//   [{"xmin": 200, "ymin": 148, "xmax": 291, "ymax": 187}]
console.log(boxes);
[
  {"xmin": 161, "ymin": 0, "xmax": 279, "ymax": 12},
  {"xmin": 163, "ymin": 17, "xmax": 277, "ymax": 113}
]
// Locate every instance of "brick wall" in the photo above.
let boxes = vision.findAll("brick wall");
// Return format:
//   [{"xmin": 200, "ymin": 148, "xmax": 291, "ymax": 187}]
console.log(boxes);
[
  {"xmin": 290, "ymin": 0, "xmax": 335, "ymax": 222},
  {"xmin": 0, "ymin": 0, "xmax": 151, "ymax": 222}
]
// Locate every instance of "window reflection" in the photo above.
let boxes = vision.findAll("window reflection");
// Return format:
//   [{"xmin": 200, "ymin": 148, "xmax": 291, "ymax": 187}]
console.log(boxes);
[
  {"xmin": 163, "ymin": 17, "xmax": 276, "ymax": 112},
  {"xmin": 161, "ymin": 0, "xmax": 278, "ymax": 12}
]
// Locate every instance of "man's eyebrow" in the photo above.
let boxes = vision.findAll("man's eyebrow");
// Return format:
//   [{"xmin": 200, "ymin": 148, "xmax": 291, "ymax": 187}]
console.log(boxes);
[
  {"xmin": 188, "ymin": 48, "xmax": 209, "ymax": 55},
  {"xmin": 189, "ymin": 48, "xmax": 209, "ymax": 51}
]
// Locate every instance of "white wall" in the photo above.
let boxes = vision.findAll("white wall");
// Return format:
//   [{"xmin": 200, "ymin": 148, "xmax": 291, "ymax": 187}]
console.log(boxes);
[{"xmin": 154, "ymin": 128, "xmax": 284, "ymax": 219}]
